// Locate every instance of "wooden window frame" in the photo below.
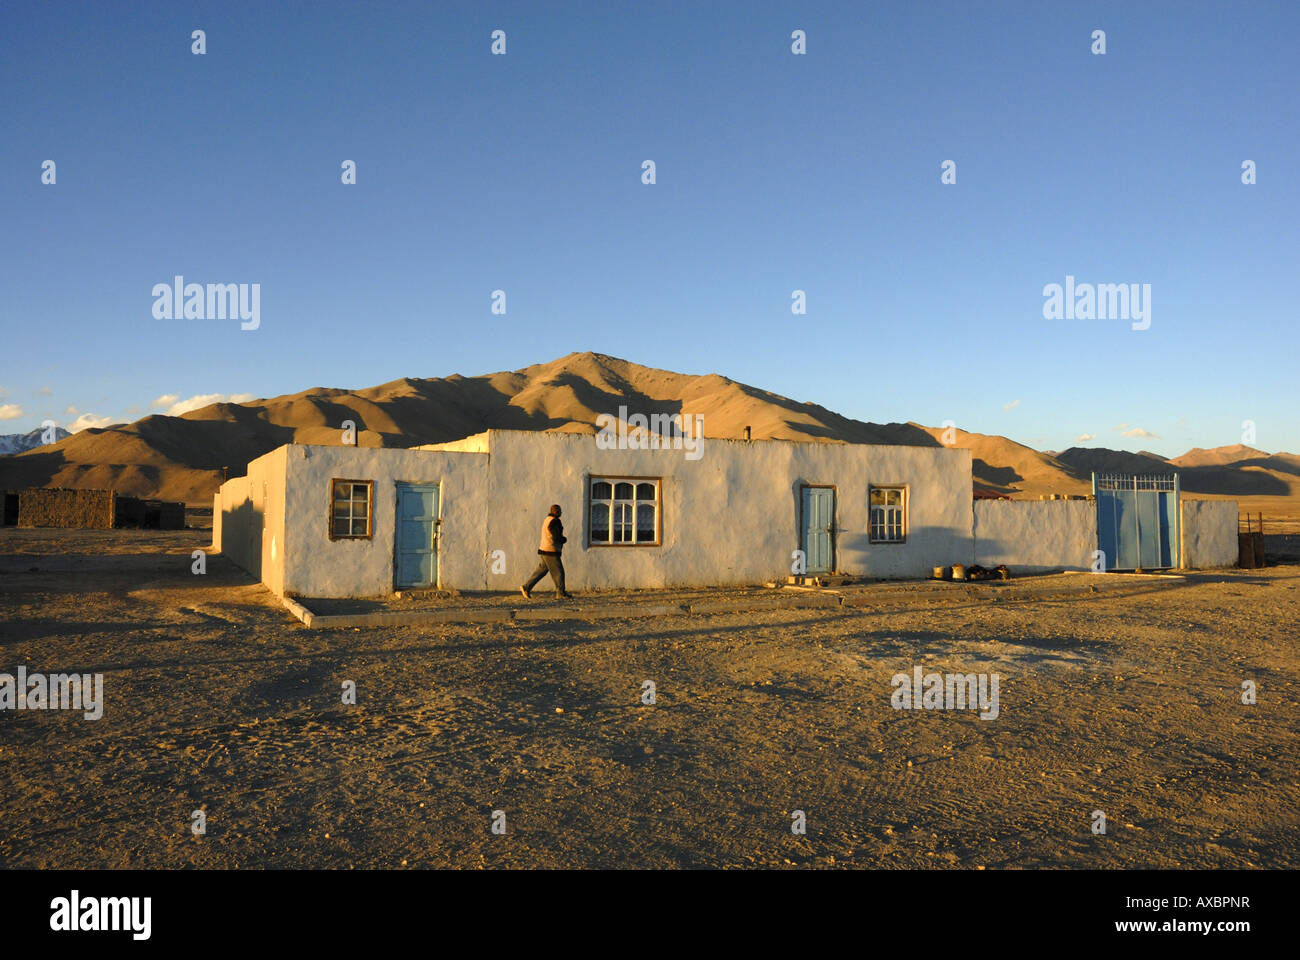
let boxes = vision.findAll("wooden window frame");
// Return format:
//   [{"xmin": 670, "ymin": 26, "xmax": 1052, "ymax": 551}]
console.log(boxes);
[
  {"xmin": 587, "ymin": 475, "xmax": 662, "ymax": 547},
  {"xmin": 329, "ymin": 478, "xmax": 374, "ymax": 541},
  {"xmin": 868, "ymin": 484, "xmax": 908, "ymax": 544}
]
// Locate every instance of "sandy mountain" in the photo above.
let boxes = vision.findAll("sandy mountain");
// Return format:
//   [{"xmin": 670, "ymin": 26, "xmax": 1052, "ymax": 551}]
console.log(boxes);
[
  {"xmin": 1170, "ymin": 444, "xmax": 1268, "ymax": 467},
  {"xmin": 2, "ymin": 353, "xmax": 1296, "ymax": 515},
  {"xmin": 911, "ymin": 425, "xmax": 1086, "ymax": 496},
  {"xmin": 0, "ymin": 353, "xmax": 941, "ymax": 503},
  {"xmin": 1054, "ymin": 446, "xmax": 1172, "ymax": 478},
  {"xmin": 1057, "ymin": 444, "xmax": 1300, "ymax": 500}
]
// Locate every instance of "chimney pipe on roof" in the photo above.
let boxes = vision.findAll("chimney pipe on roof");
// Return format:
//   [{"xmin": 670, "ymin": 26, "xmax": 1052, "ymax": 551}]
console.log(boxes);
[{"xmin": 743, "ymin": 426, "xmax": 751, "ymax": 441}]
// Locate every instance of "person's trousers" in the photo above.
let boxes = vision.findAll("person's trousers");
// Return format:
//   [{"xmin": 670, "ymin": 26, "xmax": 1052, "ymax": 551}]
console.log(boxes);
[{"xmin": 524, "ymin": 553, "xmax": 566, "ymax": 593}]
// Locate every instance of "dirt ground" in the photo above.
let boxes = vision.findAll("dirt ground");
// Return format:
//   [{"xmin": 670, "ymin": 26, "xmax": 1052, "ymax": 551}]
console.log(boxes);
[{"xmin": 1, "ymin": 528, "xmax": 1297, "ymax": 869}]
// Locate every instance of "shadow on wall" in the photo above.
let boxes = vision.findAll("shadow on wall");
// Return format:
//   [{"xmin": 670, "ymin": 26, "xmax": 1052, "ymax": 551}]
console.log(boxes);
[
  {"xmin": 838, "ymin": 525, "xmax": 970, "ymax": 571},
  {"xmin": 222, "ymin": 498, "xmax": 264, "ymax": 580},
  {"xmin": 777, "ymin": 470, "xmax": 962, "ymax": 576},
  {"xmin": 973, "ymin": 536, "xmax": 1092, "ymax": 572}
]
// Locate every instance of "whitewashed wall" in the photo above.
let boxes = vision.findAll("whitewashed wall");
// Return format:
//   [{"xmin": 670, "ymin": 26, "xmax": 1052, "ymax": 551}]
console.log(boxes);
[
  {"xmin": 1181, "ymin": 500, "xmax": 1238, "ymax": 569},
  {"xmin": 215, "ymin": 446, "xmax": 287, "ymax": 593},
  {"xmin": 216, "ymin": 434, "xmax": 1246, "ymax": 598},
  {"xmin": 973, "ymin": 499, "xmax": 1097, "ymax": 572},
  {"xmin": 464, "ymin": 430, "xmax": 973, "ymax": 591},
  {"xmin": 280, "ymin": 444, "xmax": 489, "ymax": 598}
]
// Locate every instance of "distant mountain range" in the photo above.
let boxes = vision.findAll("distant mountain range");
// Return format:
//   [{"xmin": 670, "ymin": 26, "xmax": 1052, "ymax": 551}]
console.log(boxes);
[
  {"xmin": 0, "ymin": 426, "xmax": 71, "ymax": 457},
  {"xmin": 1, "ymin": 353, "xmax": 1296, "ymax": 513},
  {"xmin": 927, "ymin": 429, "xmax": 1300, "ymax": 501}
]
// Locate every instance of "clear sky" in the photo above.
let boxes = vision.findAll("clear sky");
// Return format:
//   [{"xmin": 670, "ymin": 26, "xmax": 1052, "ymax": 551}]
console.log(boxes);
[{"xmin": 2, "ymin": 0, "xmax": 1296, "ymax": 456}]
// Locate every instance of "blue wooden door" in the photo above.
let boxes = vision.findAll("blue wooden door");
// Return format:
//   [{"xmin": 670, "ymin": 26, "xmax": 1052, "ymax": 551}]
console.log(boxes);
[
  {"xmin": 395, "ymin": 483, "xmax": 439, "ymax": 588},
  {"xmin": 800, "ymin": 486, "xmax": 835, "ymax": 574}
]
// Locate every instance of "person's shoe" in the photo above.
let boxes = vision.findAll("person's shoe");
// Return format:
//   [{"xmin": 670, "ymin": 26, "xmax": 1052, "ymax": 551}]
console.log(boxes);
[
  {"xmin": 558, "ymin": 591, "xmax": 573, "ymax": 600},
  {"xmin": 520, "ymin": 585, "xmax": 531, "ymax": 599}
]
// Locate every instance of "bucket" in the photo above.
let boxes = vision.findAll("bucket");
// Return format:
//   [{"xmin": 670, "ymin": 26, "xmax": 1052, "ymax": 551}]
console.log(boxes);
[
  {"xmin": 950, "ymin": 564, "xmax": 966, "ymax": 581},
  {"xmin": 931, "ymin": 565, "xmax": 948, "ymax": 580}
]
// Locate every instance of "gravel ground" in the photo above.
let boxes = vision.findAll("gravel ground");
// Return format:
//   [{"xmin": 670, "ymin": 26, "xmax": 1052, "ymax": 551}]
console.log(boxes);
[{"xmin": 1, "ymin": 528, "xmax": 1297, "ymax": 869}]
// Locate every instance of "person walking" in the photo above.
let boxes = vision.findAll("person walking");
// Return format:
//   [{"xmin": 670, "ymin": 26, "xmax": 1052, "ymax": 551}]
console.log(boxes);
[{"xmin": 521, "ymin": 504, "xmax": 572, "ymax": 599}]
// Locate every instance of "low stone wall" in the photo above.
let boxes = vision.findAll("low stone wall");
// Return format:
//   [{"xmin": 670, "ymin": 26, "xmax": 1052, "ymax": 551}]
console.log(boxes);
[
  {"xmin": 16, "ymin": 488, "xmax": 115, "ymax": 528},
  {"xmin": 1181, "ymin": 500, "xmax": 1238, "ymax": 569},
  {"xmin": 973, "ymin": 499, "xmax": 1097, "ymax": 573}
]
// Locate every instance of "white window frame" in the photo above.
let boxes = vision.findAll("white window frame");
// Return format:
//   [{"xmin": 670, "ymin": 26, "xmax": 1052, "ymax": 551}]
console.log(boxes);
[
  {"xmin": 869, "ymin": 484, "xmax": 907, "ymax": 543},
  {"xmin": 588, "ymin": 476, "xmax": 661, "ymax": 546}
]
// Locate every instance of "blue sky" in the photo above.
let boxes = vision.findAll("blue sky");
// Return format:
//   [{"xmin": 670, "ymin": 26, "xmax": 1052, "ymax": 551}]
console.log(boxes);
[{"xmin": 2, "ymin": 0, "xmax": 1296, "ymax": 456}]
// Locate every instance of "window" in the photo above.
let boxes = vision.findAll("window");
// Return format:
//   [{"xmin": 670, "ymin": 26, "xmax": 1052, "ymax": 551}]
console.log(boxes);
[
  {"xmin": 869, "ymin": 486, "xmax": 906, "ymax": 542},
  {"xmin": 589, "ymin": 477, "xmax": 659, "ymax": 545},
  {"xmin": 330, "ymin": 479, "xmax": 372, "ymax": 539}
]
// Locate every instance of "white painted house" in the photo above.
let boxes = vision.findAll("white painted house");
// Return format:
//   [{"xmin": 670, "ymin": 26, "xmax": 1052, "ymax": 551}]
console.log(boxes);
[
  {"xmin": 215, "ymin": 429, "xmax": 974, "ymax": 598},
  {"xmin": 213, "ymin": 429, "xmax": 1239, "ymax": 600}
]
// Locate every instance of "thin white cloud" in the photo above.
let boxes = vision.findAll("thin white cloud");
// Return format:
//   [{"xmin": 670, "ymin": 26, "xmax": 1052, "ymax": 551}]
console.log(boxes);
[
  {"xmin": 164, "ymin": 392, "xmax": 255, "ymax": 416},
  {"xmin": 1112, "ymin": 423, "xmax": 1129, "ymax": 431},
  {"xmin": 150, "ymin": 394, "xmax": 179, "ymax": 410},
  {"xmin": 69, "ymin": 413, "xmax": 117, "ymax": 433},
  {"xmin": 64, "ymin": 405, "xmax": 79, "ymax": 416},
  {"xmin": 37, "ymin": 385, "xmax": 52, "ymax": 396},
  {"xmin": 1121, "ymin": 427, "xmax": 1160, "ymax": 439},
  {"xmin": 0, "ymin": 403, "xmax": 23, "ymax": 421},
  {"xmin": 1074, "ymin": 433, "xmax": 1097, "ymax": 443},
  {"xmin": 1003, "ymin": 399, "xmax": 1020, "ymax": 411}
]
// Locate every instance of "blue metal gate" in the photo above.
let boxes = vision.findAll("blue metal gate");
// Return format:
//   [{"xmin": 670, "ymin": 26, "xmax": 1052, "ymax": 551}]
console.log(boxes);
[{"xmin": 1093, "ymin": 473, "xmax": 1179, "ymax": 571}]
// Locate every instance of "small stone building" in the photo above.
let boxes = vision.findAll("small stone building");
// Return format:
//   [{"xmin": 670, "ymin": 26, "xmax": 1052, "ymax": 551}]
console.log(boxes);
[{"xmin": 2, "ymin": 488, "xmax": 186, "ymax": 529}]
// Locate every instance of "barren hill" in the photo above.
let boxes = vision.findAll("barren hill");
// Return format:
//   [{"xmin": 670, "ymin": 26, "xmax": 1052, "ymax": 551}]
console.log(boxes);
[
  {"xmin": 911, "ymin": 425, "xmax": 1086, "ymax": 496},
  {"xmin": 2, "ymin": 353, "xmax": 1296, "ymax": 515},
  {"xmin": 1170, "ymin": 444, "xmax": 1268, "ymax": 467},
  {"xmin": 0, "ymin": 353, "xmax": 940, "ymax": 503}
]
